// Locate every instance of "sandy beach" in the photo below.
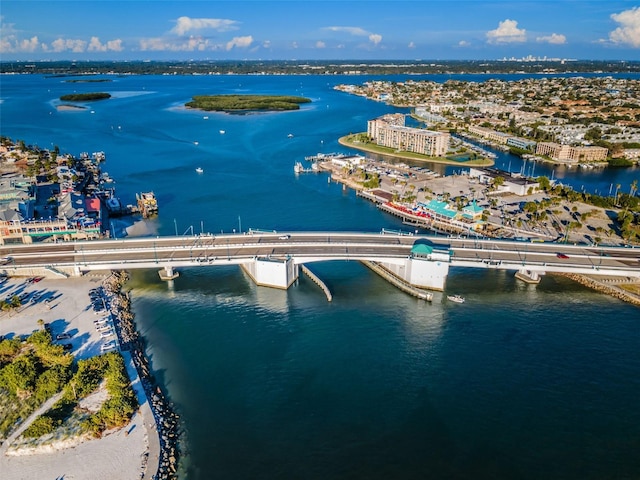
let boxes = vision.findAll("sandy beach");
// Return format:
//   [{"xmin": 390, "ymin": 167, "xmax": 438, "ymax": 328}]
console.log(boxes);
[{"xmin": 0, "ymin": 275, "xmax": 159, "ymax": 480}]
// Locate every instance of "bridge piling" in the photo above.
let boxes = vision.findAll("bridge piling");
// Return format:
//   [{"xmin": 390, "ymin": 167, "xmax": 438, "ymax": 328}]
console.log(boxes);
[{"xmin": 158, "ymin": 265, "xmax": 179, "ymax": 281}]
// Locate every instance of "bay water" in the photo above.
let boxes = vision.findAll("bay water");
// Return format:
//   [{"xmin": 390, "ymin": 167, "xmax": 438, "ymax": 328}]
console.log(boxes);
[{"xmin": 1, "ymin": 73, "xmax": 639, "ymax": 479}]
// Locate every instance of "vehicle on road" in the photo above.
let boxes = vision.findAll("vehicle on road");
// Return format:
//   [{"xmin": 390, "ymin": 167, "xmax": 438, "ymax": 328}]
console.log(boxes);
[
  {"xmin": 556, "ymin": 253, "xmax": 569, "ymax": 259},
  {"xmin": 279, "ymin": 234, "xmax": 291, "ymax": 240}
]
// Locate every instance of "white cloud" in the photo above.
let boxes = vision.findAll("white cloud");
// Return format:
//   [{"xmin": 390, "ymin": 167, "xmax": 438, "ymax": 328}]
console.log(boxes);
[
  {"xmin": 225, "ymin": 35, "xmax": 253, "ymax": 51},
  {"xmin": 0, "ymin": 35, "xmax": 40, "ymax": 53},
  {"xmin": 87, "ymin": 36, "xmax": 124, "ymax": 52},
  {"xmin": 139, "ymin": 36, "xmax": 216, "ymax": 52},
  {"xmin": 171, "ymin": 16, "xmax": 239, "ymax": 36},
  {"xmin": 536, "ymin": 33, "xmax": 566, "ymax": 45},
  {"xmin": 408, "ymin": 41, "xmax": 416, "ymax": 49},
  {"xmin": 458, "ymin": 40, "xmax": 471, "ymax": 47},
  {"xmin": 316, "ymin": 41, "xmax": 326, "ymax": 49},
  {"xmin": 262, "ymin": 40, "xmax": 271, "ymax": 49},
  {"xmin": 486, "ymin": 19, "xmax": 526, "ymax": 44},
  {"xmin": 19, "ymin": 36, "xmax": 40, "ymax": 52},
  {"xmin": 325, "ymin": 26, "xmax": 382, "ymax": 45},
  {"xmin": 609, "ymin": 6, "xmax": 640, "ymax": 47},
  {"xmin": 326, "ymin": 26, "xmax": 369, "ymax": 36},
  {"xmin": 368, "ymin": 34, "xmax": 382, "ymax": 45},
  {"xmin": 51, "ymin": 38, "xmax": 87, "ymax": 53}
]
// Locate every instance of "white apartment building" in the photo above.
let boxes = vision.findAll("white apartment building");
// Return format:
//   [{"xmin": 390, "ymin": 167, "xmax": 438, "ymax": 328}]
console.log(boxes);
[
  {"xmin": 535, "ymin": 142, "xmax": 608, "ymax": 163},
  {"xmin": 367, "ymin": 115, "xmax": 450, "ymax": 157}
]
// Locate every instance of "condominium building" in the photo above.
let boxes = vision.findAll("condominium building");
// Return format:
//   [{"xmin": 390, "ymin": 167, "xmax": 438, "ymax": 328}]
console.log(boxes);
[
  {"xmin": 535, "ymin": 142, "xmax": 608, "ymax": 163},
  {"xmin": 367, "ymin": 114, "xmax": 450, "ymax": 157},
  {"xmin": 467, "ymin": 125, "xmax": 511, "ymax": 144}
]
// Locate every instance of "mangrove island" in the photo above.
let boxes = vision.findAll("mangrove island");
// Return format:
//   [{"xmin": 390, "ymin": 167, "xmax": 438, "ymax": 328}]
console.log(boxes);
[
  {"xmin": 59, "ymin": 92, "xmax": 111, "ymax": 101},
  {"xmin": 185, "ymin": 94, "xmax": 311, "ymax": 112}
]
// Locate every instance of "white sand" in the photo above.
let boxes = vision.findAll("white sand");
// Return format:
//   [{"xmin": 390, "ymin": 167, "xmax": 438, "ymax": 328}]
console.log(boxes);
[{"xmin": 0, "ymin": 275, "xmax": 158, "ymax": 480}]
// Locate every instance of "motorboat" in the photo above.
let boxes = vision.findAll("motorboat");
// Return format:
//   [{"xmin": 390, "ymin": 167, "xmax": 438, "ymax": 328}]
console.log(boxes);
[
  {"xmin": 196, "ymin": 167, "xmax": 204, "ymax": 174},
  {"xmin": 447, "ymin": 294, "xmax": 465, "ymax": 303}
]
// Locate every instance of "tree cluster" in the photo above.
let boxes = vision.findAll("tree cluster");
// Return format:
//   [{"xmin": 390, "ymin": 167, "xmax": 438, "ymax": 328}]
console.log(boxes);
[
  {"xmin": 0, "ymin": 331, "xmax": 73, "ymax": 438},
  {"xmin": 186, "ymin": 94, "xmax": 311, "ymax": 112}
]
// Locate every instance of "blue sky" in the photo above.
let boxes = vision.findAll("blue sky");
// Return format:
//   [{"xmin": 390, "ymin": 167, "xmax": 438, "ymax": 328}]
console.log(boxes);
[{"xmin": 2, "ymin": 1, "xmax": 640, "ymax": 61}]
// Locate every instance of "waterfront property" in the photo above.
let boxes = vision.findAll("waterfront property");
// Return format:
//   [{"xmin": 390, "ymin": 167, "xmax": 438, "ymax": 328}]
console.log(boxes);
[{"xmin": 367, "ymin": 114, "xmax": 450, "ymax": 157}]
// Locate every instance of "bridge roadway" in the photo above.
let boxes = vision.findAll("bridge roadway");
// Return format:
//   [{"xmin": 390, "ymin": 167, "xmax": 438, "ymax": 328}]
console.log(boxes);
[{"xmin": 1, "ymin": 231, "xmax": 639, "ymax": 279}]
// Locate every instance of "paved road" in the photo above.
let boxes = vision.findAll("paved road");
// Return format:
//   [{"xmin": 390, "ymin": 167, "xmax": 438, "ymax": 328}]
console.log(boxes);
[{"xmin": 2, "ymin": 232, "xmax": 639, "ymax": 278}]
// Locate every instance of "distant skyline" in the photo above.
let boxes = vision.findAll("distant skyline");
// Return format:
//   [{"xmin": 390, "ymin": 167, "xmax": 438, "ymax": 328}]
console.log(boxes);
[{"xmin": 2, "ymin": 1, "xmax": 640, "ymax": 61}]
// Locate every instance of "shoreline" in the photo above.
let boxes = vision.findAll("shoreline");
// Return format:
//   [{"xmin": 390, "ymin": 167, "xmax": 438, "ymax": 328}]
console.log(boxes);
[
  {"xmin": 0, "ymin": 272, "xmax": 183, "ymax": 479},
  {"xmin": 0, "ymin": 275, "xmax": 155, "ymax": 480},
  {"xmin": 105, "ymin": 271, "xmax": 182, "ymax": 479},
  {"xmin": 554, "ymin": 272, "xmax": 640, "ymax": 306}
]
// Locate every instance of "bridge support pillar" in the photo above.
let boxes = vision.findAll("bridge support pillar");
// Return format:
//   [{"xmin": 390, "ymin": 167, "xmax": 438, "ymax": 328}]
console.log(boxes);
[
  {"xmin": 381, "ymin": 255, "xmax": 450, "ymax": 291},
  {"xmin": 515, "ymin": 268, "xmax": 541, "ymax": 284},
  {"xmin": 158, "ymin": 265, "xmax": 179, "ymax": 281},
  {"xmin": 241, "ymin": 256, "xmax": 298, "ymax": 289}
]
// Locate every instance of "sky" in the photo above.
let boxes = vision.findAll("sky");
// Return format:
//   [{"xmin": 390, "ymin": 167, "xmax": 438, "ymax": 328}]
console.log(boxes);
[{"xmin": 2, "ymin": 1, "xmax": 640, "ymax": 61}]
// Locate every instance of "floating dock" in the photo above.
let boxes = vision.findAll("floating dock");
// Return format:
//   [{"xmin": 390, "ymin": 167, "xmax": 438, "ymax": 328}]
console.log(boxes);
[{"xmin": 136, "ymin": 192, "xmax": 158, "ymax": 218}]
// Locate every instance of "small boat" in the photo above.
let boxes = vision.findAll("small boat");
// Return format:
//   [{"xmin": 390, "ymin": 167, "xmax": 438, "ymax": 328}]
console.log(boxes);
[
  {"xmin": 288, "ymin": 133, "xmax": 294, "ymax": 138},
  {"xmin": 447, "ymin": 294, "xmax": 465, "ymax": 303},
  {"xmin": 219, "ymin": 130, "xmax": 225, "ymax": 134},
  {"xmin": 195, "ymin": 167, "xmax": 204, "ymax": 174}
]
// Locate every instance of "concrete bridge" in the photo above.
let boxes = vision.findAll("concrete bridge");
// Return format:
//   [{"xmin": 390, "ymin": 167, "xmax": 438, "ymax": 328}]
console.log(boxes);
[{"xmin": 1, "ymin": 231, "xmax": 639, "ymax": 293}]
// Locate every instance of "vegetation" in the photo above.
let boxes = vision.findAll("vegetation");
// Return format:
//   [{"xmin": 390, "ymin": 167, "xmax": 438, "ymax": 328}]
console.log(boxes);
[
  {"xmin": 77, "ymin": 352, "xmax": 138, "ymax": 437},
  {"xmin": 23, "ymin": 351, "xmax": 138, "ymax": 441},
  {"xmin": 0, "ymin": 329, "xmax": 137, "ymax": 442},
  {"xmin": 59, "ymin": 92, "xmax": 111, "ymax": 101},
  {"xmin": 186, "ymin": 94, "xmax": 311, "ymax": 112},
  {"xmin": 0, "ymin": 332, "xmax": 73, "ymax": 439}
]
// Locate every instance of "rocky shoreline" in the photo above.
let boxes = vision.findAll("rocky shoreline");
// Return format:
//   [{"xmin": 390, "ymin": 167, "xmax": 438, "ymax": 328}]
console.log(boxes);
[
  {"xmin": 556, "ymin": 272, "xmax": 640, "ymax": 306},
  {"xmin": 104, "ymin": 271, "xmax": 182, "ymax": 479}
]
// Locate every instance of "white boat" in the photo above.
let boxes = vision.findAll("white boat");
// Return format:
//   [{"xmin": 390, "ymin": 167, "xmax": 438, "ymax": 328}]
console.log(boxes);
[
  {"xmin": 447, "ymin": 294, "xmax": 465, "ymax": 303},
  {"xmin": 219, "ymin": 130, "xmax": 225, "ymax": 134},
  {"xmin": 196, "ymin": 167, "xmax": 204, "ymax": 174},
  {"xmin": 288, "ymin": 133, "xmax": 294, "ymax": 138}
]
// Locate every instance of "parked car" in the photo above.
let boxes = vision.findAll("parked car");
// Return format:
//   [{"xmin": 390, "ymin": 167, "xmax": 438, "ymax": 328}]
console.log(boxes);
[
  {"xmin": 101, "ymin": 341, "xmax": 117, "ymax": 352},
  {"xmin": 56, "ymin": 333, "xmax": 71, "ymax": 340}
]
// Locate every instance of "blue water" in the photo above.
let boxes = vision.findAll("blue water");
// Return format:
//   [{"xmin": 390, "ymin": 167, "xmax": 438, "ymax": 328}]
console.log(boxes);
[{"xmin": 2, "ymin": 73, "xmax": 640, "ymax": 480}]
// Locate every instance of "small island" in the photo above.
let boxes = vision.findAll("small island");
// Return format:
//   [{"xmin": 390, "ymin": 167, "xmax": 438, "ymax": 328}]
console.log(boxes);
[
  {"xmin": 59, "ymin": 92, "xmax": 111, "ymax": 101},
  {"xmin": 185, "ymin": 94, "xmax": 311, "ymax": 113}
]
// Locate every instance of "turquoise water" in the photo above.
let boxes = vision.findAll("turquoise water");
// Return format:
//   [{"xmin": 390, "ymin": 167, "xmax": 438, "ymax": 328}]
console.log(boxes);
[{"xmin": 2, "ymin": 73, "xmax": 640, "ymax": 479}]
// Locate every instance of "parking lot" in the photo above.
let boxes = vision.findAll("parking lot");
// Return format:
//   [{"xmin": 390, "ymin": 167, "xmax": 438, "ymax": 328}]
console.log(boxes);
[{"xmin": 0, "ymin": 275, "xmax": 115, "ymax": 359}]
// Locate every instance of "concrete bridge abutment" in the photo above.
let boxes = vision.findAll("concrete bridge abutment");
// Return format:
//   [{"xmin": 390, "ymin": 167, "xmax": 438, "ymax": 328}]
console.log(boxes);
[
  {"xmin": 241, "ymin": 256, "xmax": 299, "ymax": 289},
  {"xmin": 380, "ymin": 249, "xmax": 452, "ymax": 292}
]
